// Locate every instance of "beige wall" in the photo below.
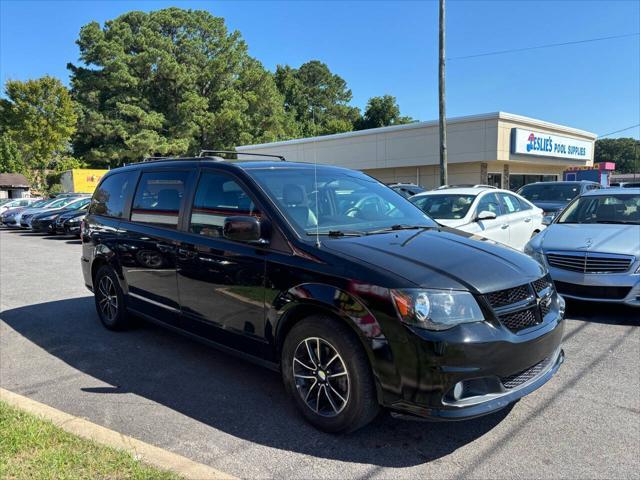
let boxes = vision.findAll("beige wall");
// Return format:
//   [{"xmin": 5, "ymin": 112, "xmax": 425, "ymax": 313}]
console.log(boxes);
[{"xmin": 364, "ymin": 163, "xmax": 482, "ymax": 189}]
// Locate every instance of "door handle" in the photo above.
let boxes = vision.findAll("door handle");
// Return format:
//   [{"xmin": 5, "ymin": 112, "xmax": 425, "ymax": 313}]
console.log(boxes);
[
  {"xmin": 501, "ymin": 224, "xmax": 509, "ymax": 229},
  {"xmin": 524, "ymin": 218, "xmax": 532, "ymax": 223}
]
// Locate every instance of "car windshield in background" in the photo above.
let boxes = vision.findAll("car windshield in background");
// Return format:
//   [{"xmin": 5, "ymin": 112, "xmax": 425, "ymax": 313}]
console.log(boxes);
[
  {"xmin": 557, "ymin": 194, "xmax": 640, "ymax": 224},
  {"xmin": 247, "ymin": 167, "xmax": 436, "ymax": 235},
  {"xmin": 410, "ymin": 194, "xmax": 476, "ymax": 220},
  {"xmin": 519, "ymin": 184, "xmax": 581, "ymax": 202}
]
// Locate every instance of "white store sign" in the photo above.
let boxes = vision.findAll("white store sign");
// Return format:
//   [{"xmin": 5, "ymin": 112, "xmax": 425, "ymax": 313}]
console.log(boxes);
[{"xmin": 511, "ymin": 128, "xmax": 592, "ymax": 160}]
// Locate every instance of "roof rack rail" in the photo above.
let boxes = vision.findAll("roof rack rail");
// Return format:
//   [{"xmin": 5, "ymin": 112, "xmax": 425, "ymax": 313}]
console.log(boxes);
[
  {"xmin": 142, "ymin": 156, "xmax": 171, "ymax": 162},
  {"xmin": 198, "ymin": 150, "xmax": 286, "ymax": 161},
  {"xmin": 436, "ymin": 184, "xmax": 498, "ymax": 190}
]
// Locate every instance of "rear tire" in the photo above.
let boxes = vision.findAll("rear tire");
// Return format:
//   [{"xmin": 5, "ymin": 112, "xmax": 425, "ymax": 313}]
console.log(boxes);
[
  {"xmin": 93, "ymin": 265, "xmax": 130, "ymax": 330},
  {"xmin": 281, "ymin": 315, "xmax": 379, "ymax": 433}
]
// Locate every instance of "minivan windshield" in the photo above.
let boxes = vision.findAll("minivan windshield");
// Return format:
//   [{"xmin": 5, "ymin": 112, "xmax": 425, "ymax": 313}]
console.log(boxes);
[
  {"xmin": 518, "ymin": 183, "xmax": 581, "ymax": 202},
  {"xmin": 557, "ymin": 194, "xmax": 640, "ymax": 224},
  {"xmin": 246, "ymin": 167, "xmax": 436, "ymax": 236}
]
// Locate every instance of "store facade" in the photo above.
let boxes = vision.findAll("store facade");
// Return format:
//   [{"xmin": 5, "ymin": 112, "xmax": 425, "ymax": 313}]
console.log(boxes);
[{"xmin": 236, "ymin": 112, "xmax": 596, "ymax": 191}]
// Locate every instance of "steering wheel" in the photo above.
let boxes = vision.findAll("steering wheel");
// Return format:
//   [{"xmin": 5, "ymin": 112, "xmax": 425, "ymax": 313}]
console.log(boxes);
[{"xmin": 345, "ymin": 195, "xmax": 385, "ymax": 218}]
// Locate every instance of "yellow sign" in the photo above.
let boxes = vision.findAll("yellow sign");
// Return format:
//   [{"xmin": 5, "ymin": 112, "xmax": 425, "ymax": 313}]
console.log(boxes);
[{"xmin": 63, "ymin": 169, "xmax": 108, "ymax": 193}]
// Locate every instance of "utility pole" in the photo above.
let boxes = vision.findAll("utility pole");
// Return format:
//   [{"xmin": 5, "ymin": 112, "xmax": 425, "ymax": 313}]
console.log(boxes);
[{"xmin": 438, "ymin": 0, "xmax": 448, "ymax": 186}]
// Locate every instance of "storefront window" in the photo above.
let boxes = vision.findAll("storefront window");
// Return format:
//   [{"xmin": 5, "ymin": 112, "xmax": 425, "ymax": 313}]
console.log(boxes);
[{"xmin": 487, "ymin": 173, "xmax": 502, "ymax": 188}]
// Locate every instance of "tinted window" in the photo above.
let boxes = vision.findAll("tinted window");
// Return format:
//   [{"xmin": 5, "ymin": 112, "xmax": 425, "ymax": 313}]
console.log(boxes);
[
  {"xmin": 476, "ymin": 193, "xmax": 502, "ymax": 216},
  {"xmin": 190, "ymin": 172, "xmax": 259, "ymax": 237},
  {"xmin": 499, "ymin": 193, "xmax": 524, "ymax": 213},
  {"xmin": 518, "ymin": 183, "xmax": 581, "ymax": 202},
  {"xmin": 91, "ymin": 172, "xmax": 135, "ymax": 218},
  {"xmin": 131, "ymin": 171, "xmax": 188, "ymax": 228},
  {"xmin": 411, "ymin": 194, "xmax": 476, "ymax": 219}
]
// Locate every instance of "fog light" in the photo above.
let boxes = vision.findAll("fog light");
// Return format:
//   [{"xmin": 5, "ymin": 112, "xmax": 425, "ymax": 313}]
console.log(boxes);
[
  {"xmin": 558, "ymin": 295, "xmax": 566, "ymax": 318},
  {"xmin": 453, "ymin": 382, "xmax": 464, "ymax": 400}
]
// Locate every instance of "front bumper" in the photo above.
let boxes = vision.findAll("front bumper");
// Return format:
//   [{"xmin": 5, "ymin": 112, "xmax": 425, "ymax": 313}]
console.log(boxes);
[
  {"xmin": 383, "ymin": 300, "xmax": 565, "ymax": 421},
  {"xmin": 31, "ymin": 219, "xmax": 56, "ymax": 233},
  {"xmin": 549, "ymin": 266, "xmax": 640, "ymax": 307}
]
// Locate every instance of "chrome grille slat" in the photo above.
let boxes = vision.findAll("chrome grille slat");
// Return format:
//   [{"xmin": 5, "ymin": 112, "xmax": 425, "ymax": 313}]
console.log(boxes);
[{"xmin": 546, "ymin": 251, "xmax": 633, "ymax": 274}]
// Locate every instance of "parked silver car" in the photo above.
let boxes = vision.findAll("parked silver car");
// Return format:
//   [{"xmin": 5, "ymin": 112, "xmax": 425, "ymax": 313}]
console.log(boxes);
[
  {"xmin": 525, "ymin": 188, "xmax": 640, "ymax": 307},
  {"xmin": 19, "ymin": 195, "xmax": 89, "ymax": 228}
]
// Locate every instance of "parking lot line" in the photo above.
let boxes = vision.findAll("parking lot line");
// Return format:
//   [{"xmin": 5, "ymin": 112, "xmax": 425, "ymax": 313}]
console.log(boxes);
[{"xmin": 0, "ymin": 387, "xmax": 237, "ymax": 480}]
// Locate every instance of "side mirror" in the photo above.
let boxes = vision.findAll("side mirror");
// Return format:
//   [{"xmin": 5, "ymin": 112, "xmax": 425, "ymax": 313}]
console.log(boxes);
[
  {"xmin": 476, "ymin": 210, "xmax": 497, "ymax": 221},
  {"xmin": 223, "ymin": 216, "xmax": 268, "ymax": 244}
]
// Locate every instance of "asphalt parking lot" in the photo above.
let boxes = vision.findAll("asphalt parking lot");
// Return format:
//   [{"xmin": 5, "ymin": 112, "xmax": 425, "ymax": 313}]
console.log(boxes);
[{"xmin": 1, "ymin": 228, "xmax": 639, "ymax": 479}]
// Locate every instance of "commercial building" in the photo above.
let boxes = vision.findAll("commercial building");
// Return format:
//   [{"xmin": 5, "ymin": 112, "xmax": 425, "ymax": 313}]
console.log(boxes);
[{"xmin": 236, "ymin": 112, "xmax": 596, "ymax": 190}]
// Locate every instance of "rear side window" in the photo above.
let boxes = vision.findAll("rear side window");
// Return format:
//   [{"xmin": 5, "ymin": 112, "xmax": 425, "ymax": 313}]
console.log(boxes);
[
  {"xmin": 476, "ymin": 193, "xmax": 502, "ymax": 216},
  {"xmin": 499, "ymin": 193, "xmax": 525, "ymax": 213},
  {"xmin": 190, "ymin": 171, "xmax": 260, "ymax": 237},
  {"xmin": 131, "ymin": 171, "xmax": 188, "ymax": 228},
  {"xmin": 90, "ymin": 172, "xmax": 136, "ymax": 218}
]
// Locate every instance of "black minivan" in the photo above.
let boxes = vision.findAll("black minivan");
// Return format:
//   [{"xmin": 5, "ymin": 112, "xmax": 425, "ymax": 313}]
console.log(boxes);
[{"xmin": 82, "ymin": 155, "xmax": 565, "ymax": 432}]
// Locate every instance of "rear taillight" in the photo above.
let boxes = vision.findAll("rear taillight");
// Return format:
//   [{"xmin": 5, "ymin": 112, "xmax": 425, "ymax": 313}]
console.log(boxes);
[{"xmin": 80, "ymin": 220, "xmax": 85, "ymax": 237}]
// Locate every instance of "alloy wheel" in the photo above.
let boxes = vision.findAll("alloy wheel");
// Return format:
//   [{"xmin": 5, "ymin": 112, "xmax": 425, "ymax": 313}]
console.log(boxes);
[
  {"xmin": 97, "ymin": 275, "xmax": 118, "ymax": 322},
  {"xmin": 292, "ymin": 337, "xmax": 350, "ymax": 417}
]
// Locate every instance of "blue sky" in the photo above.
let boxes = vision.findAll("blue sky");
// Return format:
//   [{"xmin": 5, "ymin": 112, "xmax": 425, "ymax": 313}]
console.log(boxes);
[{"xmin": 1, "ymin": 0, "xmax": 639, "ymax": 139}]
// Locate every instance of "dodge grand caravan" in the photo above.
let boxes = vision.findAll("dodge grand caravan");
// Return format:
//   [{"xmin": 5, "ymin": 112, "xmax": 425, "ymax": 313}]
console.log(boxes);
[{"xmin": 81, "ymin": 155, "xmax": 565, "ymax": 432}]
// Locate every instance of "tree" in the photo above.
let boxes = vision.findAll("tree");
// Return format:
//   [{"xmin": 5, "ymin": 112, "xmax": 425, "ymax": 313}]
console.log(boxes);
[
  {"xmin": 275, "ymin": 61, "xmax": 360, "ymax": 136},
  {"xmin": 0, "ymin": 76, "xmax": 77, "ymax": 185},
  {"xmin": 354, "ymin": 95, "xmax": 414, "ymax": 130},
  {"xmin": 595, "ymin": 138, "xmax": 640, "ymax": 174},
  {"xmin": 69, "ymin": 8, "xmax": 294, "ymax": 166}
]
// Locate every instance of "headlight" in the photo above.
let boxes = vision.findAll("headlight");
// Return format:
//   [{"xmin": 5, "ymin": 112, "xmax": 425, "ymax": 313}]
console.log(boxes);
[
  {"xmin": 524, "ymin": 244, "xmax": 547, "ymax": 268},
  {"xmin": 39, "ymin": 214, "xmax": 58, "ymax": 221},
  {"xmin": 390, "ymin": 288, "xmax": 484, "ymax": 330},
  {"xmin": 67, "ymin": 217, "xmax": 82, "ymax": 224}
]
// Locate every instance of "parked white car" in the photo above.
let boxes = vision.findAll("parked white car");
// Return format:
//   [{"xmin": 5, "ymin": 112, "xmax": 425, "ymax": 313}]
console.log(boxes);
[
  {"xmin": 410, "ymin": 185, "xmax": 545, "ymax": 250},
  {"xmin": 0, "ymin": 197, "xmax": 39, "ymax": 214}
]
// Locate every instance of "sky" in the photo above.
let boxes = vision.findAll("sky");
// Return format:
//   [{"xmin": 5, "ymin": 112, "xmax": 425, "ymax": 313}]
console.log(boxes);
[{"xmin": 1, "ymin": 0, "xmax": 639, "ymax": 139}]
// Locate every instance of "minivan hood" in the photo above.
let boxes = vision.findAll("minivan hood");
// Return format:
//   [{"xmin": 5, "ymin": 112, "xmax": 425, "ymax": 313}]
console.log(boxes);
[
  {"xmin": 540, "ymin": 224, "xmax": 640, "ymax": 257},
  {"xmin": 323, "ymin": 228, "xmax": 545, "ymax": 294}
]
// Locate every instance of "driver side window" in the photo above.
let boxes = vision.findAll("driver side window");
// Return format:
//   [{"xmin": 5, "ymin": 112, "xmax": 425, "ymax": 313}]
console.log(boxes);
[
  {"xmin": 190, "ymin": 172, "xmax": 260, "ymax": 238},
  {"xmin": 476, "ymin": 193, "xmax": 502, "ymax": 217}
]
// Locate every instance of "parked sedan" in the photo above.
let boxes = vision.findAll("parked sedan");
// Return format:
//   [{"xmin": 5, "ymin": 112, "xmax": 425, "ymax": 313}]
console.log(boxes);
[
  {"xmin": 19, "ymin": 195, "xmax": 89, "ymax": 228},
  {"xmin": 517, "ymin": 181, "xmax": 601, "ymax": 225},
  {"xmin": 410, "ymin": 186, "xmax": 544, "ymax": 250},
  {"xmin": 0, "ymin": 199, "xmax": 55, "ymax": 227},
  {"xmin": 30, "ymin": 197, "xmax": 92, "ymax": 234},
  {"xmin": 0, "ymin": 197, "xmax": 40, "ymax": 214},
  {"xmin": 54, "ymin": 204, "xmax": 89, "ymax": 236},
  {"xmin": 525, "ymin": 188, "xmax": 640, "ymax": 307}
]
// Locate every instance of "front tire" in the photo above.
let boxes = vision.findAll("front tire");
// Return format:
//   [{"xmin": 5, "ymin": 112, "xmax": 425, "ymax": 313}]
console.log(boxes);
[
  {"xmin": 94, "ymin": 265, "xmax": 130, "ymax": 330},
  {"xmin": 281, "ymin": 315, "xmax": 379, "ymax": 433}
]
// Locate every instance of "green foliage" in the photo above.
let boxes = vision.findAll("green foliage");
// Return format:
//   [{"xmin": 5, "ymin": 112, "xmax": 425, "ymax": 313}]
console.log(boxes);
[
  {"xmin": 595, "ymin": 138, "xmax": 640, "ymax": 174},
  {"xmin": 355, "ymin": 95, "xmax": 414, "ymax": 130},
  {"xmin": 0, "ymin": 134, "xmax": 27, "ymax": 175},
  {"xmin": 0, "ymin": 76, "xmax": 77, "ymax": 186},
  {"xmin": 69, "ymin": 8, "xmax": 294, "ymax": 166},
  {"xmin": 275, "ymin": 61, "xmax": 360, "ymax": 136}
]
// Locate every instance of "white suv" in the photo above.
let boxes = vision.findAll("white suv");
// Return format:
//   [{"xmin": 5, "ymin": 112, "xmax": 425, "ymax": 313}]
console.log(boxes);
[{"xmin": 410, "ymin": 185, "xmax": 545, "ymax": 250}]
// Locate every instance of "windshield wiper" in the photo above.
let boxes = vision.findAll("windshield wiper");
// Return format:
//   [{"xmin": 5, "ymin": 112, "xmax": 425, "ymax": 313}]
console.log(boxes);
[
  {"xmin": 592, "ymin": 220, "xmax": 640, "ymax": 225},
  {"xmin": 365, "ymin": 224, "xmax": 435, "ymax": 235},
  {"xmin": 306, "ymin": 230, "xmax": 364, "ymax": 237}
]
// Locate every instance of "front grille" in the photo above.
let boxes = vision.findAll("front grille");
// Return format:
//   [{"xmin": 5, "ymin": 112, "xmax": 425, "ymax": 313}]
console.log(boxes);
[
  {"xmin": 501, "ymin": 356, "xmax": 552, "ymax": 389},
  {"xmin": 546, "ymin": 251, "xmax": 634, "ymax": 274},
  {"xmin": 500, "ymin": 307, "xmax": 539, "ymax": 331},
  {"xmin": 484, "ymin": 284, "xmax": 531, "ymax": 309},
  {"xmin": 484, "ymin": 275, "xmax": 556, "ymax": 333},
  {"xmin": 554, "ymin": 281, "xmax": 632, "ymax": 300}
]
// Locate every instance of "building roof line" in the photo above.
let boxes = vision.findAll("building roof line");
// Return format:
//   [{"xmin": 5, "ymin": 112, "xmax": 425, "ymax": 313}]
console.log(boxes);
[{"xmin": 236, "ymin": 112, "xmax": 597, "ymax": 151}]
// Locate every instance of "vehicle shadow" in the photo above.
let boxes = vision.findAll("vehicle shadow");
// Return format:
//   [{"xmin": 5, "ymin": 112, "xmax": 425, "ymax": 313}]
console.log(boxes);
[
  {"xmin": 1, "ymin": 297, "xmax": 512, "ymax": 467},
  {"xmin": 565, "ymin": 299, "xmax": 639, "ymax": 326},
  {"xmin": 41, "ymin": 236, "xmax": 81, "ymax": 244}
]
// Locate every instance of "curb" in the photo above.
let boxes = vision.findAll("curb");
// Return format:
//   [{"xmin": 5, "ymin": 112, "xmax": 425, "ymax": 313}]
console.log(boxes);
[{"xmin": 0, "ymin": 388, "xmax": 237, "ymax": 480}]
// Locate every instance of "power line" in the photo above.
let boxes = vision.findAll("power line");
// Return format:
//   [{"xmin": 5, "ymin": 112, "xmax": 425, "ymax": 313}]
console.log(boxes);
[
  {"xmin": 448, "ymin": 32, "xmax": 639, "ymax": 60},
  {"xmin": 598, "ymin": 124, "xmax": 640, "ymax": 138}
]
